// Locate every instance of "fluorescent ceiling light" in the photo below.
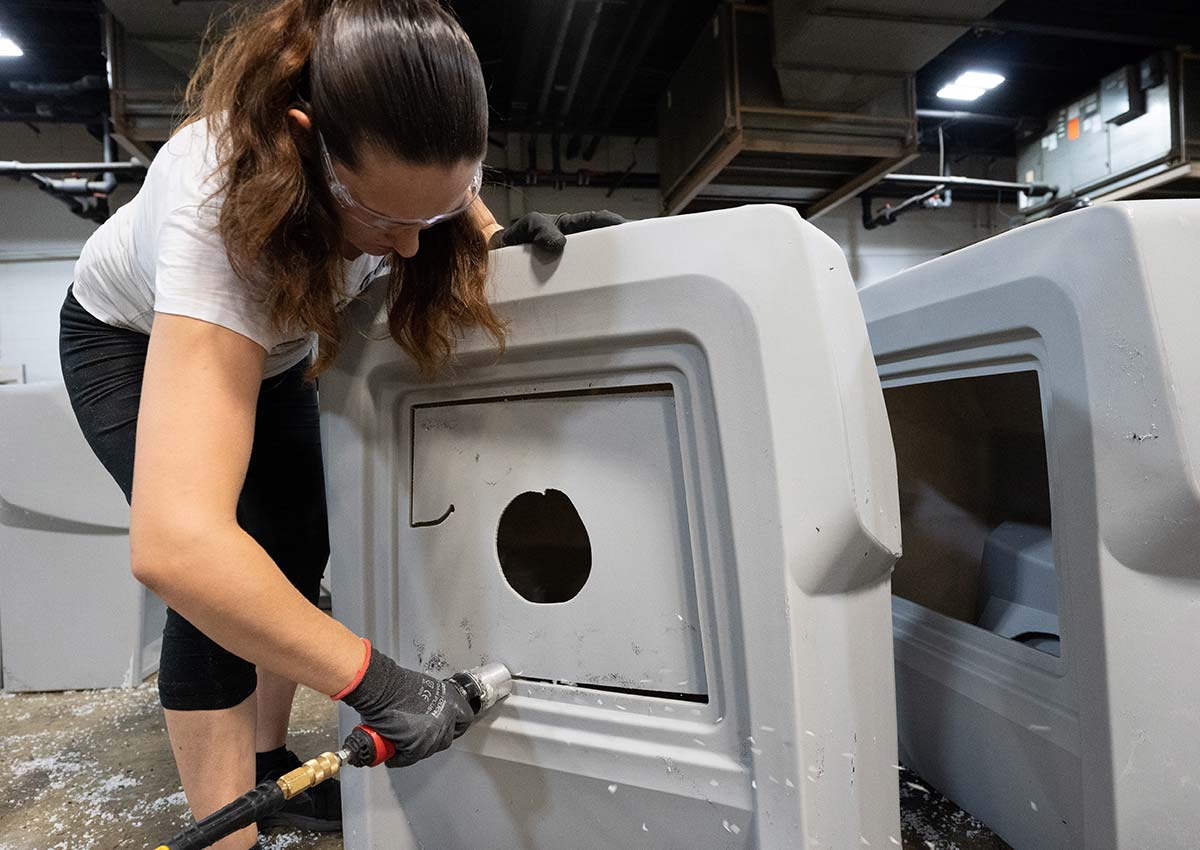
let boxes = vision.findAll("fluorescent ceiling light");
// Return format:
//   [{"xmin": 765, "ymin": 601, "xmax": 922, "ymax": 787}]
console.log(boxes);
[
  {"xmin": 956, "ymin": 70, "xmax": 1005, "ymax": 90},
  {"xmin": 0, "ymin": 33, "xmax": 22, "ymax": 58},
  {"xmin": 937, "ymin": 69, "xmax": 1004, "ymax": 101},
  {"xmin": 937, "ymin": 83, "xmax": 985, "ymax": 101}
]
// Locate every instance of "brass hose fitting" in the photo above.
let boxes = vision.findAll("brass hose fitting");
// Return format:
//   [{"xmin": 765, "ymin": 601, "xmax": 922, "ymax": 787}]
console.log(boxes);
[{"xmin": 274, "ymin": 750, "xmax": 347, "ymax": 800}]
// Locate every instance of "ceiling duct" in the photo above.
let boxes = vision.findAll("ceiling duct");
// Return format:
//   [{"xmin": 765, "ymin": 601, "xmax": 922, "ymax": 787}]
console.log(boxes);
[
  {"xmin": 658, "ymin": 1, "xmax": 1002, "ymax": 218},
  {"xmin": 770, "ymin": 1, "xmax": 1003, "ymax": 111},
  {"xmin": 102, "ymin": 0, "xmax": 229, "ymax": 161}
]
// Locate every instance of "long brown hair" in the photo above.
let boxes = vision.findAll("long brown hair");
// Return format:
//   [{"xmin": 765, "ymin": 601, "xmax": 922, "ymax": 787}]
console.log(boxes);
[{"xmin": 184, "ymin": 0, "xmax": 506, "ymax": 377}]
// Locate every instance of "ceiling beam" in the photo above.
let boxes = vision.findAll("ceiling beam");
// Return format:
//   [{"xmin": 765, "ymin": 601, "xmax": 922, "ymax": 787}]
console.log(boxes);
[{"xmin": 809, "ymin": 8, "xmax": 1178, "ymax": 47}]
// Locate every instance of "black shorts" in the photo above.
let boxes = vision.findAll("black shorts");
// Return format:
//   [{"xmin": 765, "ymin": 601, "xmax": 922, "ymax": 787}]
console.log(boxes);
[{"xmin": 59, "ymin": 285, "xmax": 330, "ymax": 711}]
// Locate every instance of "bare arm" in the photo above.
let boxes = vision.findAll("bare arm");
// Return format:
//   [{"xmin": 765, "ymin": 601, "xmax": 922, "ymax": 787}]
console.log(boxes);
[
  {"xmin": 129, "ymin": 313, "xmax": 363, "ymax": 695},
  {"xmin": 471, "ymin": 196, "xmax": 505, "ymax": 246}
]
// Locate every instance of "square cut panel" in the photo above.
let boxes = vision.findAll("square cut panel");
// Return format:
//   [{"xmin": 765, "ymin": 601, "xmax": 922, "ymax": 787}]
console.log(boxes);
[{"xmin": 404, "ymin": 384, "xmax": 707, "ymax": 697}]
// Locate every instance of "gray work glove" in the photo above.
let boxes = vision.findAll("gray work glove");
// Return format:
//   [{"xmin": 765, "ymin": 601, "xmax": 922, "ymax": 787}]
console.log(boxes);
[
  {"xmin": 341, "ymin": 648, "xmax": 474, "ymax": 768},
  {"xmin": 488, "ymin": 210, "xmax": 627, "ymax": 254}
]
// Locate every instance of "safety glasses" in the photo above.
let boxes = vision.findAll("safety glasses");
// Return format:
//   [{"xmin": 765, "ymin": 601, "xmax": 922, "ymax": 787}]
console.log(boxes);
[{"xmin": 317, "ymin": 130, "xmax": 482, "ymax": 231}]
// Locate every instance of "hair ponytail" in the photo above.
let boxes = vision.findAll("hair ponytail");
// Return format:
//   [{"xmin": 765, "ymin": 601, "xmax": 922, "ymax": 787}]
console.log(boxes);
[{"xmin": 182, "ymin": 0, "xmax": 505, "ymax": 378}]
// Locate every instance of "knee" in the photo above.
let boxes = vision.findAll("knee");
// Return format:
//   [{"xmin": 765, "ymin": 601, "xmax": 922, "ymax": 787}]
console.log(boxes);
[{"xmin": 157, "ymin": 610, "xmax": 257, "ymax": 711}]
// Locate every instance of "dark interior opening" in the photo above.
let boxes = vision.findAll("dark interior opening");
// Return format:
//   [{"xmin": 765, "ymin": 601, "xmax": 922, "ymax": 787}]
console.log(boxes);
[
  {"xmin": 496, "ymin": 488, "xmax": 592, "ymax": 603},
  {"xmin": 884, "ymin": 371, "xmax": 1060, "ymax": 656},
  {"xmin": 512, "ymin": 674, "xmax": 709, "ymax": 703}
]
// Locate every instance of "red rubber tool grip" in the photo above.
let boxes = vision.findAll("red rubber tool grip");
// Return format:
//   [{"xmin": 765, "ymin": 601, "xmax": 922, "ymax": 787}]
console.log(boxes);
[{"xmin": 351, "ymin": 724, "xmax": 396, "ymax": 767}]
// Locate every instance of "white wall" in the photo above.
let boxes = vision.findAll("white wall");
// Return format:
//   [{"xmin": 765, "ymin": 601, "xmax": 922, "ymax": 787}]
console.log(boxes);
[
  {"xmin": 1, "ymin": 258, "xmax": 86, "ymax": 384},
  {"xmin": 1, "ymin": 128, "xmax": 662, "ymax": 383},
  {"xmin": 0, "ymin": 121, "xmax": 1007, "ymax": 383},
  {"xmin": 482, "ymin": 133, "xmax": 1008, "ymax": 290},
  {"xmin": 0, "ymin": 124, "xmax": 108, "ymax": 383},
  {"xmin": 481, "ymin": 132, "xmax": 663, "ymax": 224},
  {"xmin": 812, "ymin": 198, "xmax": 1006, "ymax": 289}
]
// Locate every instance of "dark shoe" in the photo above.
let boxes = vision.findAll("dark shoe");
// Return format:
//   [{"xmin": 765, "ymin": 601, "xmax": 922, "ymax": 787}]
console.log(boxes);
[{"xmin": 256, "ymin": 748, "xmax": 342, "ymax": 833}]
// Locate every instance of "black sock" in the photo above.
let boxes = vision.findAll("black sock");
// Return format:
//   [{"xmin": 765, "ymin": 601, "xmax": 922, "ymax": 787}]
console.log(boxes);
[{"xmin": 255, "ymin": 744, "xmax": 294, "ymax": 779}]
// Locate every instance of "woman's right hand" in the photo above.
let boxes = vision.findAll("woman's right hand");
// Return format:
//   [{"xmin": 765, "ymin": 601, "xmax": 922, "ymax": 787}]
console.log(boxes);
[{"xmin": 339, "ymin": 646, "xmax": 475, "ymax": 767}]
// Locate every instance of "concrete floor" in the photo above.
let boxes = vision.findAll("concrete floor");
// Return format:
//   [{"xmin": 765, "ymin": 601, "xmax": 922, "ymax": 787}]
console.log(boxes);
[
  {"xmin": 0, "ymin": 680, "xmax": 1008, "ymax": 850},
  {"xmin": 0, "ymin": 679, "xmax": 340, "ymax": 850},
  {"xmin": 898, "ymin": 767, "xmax": 1011, "ymax": 850}
]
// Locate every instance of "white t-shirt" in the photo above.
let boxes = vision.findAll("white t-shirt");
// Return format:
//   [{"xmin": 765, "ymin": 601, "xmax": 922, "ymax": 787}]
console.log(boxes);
[{"xmin": 73, "ymin": 117, "xmax": 383, "ymax": 378}]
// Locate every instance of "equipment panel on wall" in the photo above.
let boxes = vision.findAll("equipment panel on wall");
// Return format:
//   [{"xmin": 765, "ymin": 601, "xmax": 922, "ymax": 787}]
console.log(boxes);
[{"xmin": 1017, "ymin": 51, "xmax": 1184, "ymax": 210}]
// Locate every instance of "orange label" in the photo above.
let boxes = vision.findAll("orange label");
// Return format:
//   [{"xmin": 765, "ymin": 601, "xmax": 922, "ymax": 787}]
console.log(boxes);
[{"xmin": 1067, "ymin": 117, "xmax": 1080, "ymax": 140}]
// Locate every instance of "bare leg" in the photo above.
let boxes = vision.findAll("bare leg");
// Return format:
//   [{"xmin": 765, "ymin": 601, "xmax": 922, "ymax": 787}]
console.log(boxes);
[
  {"xmin": 255, "ymin": 667, "xmax": 300, "ymax": 752},
  {"xmin": 164, "ymin": 693, "xmax": 258, "ymax": 850}
]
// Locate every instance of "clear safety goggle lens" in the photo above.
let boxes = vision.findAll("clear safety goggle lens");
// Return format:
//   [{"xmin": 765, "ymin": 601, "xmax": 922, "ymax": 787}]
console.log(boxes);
[{"xmin": 318, "ymin": 131, "xmax": 482, "ymax": 231}]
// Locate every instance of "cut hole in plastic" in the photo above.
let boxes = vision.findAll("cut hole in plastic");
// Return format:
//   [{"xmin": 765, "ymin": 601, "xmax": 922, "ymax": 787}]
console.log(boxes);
[
  {"xmin": 513, "ymin": 673, "xmax": 708, "ymax": 703},
  {"xmin": 496, "ymin": 489, "xmax": 591, "ymax": 603},
  {"xmin": 884, "ymin": 370, "xmax": 1060, "ymax": 656}
]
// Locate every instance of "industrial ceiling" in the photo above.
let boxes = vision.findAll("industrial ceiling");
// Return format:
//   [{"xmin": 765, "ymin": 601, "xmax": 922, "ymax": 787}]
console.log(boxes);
[{"xmin": 1, "ymin": 0, "xmax": 1198, "ymax": 214}]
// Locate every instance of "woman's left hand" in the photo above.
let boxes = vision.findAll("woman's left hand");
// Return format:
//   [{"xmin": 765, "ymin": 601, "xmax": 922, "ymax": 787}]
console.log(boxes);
[{"xmin": 488, "ymin": 211, "xmax": 627, "ymax": 254}]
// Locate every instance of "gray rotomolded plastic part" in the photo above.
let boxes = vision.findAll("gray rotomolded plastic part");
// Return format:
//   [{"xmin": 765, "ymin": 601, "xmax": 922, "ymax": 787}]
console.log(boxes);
[
  {"xmin": 979, "ymin": 523, "xmax": 1056, "ymax": 617},
  {"xmin": 0, "ymin": 381, "xmax": 164, "ymax": 691},
  {"xmin": 860, "ymin": 200, "xmax": 1200, "ymax": 849},
  {"xmin": 321, "ymin": 205, "xmax": 903, "ymax": 848},
  {"xmin": 977, "ymin": 522, "xmax": 1059, "ymax": 654}
]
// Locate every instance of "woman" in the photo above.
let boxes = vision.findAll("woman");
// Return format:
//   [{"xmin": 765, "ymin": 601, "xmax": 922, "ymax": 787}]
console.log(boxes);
[{"xmin": 58, "ymin": 1, "xmax": 621, "ymax": 847}]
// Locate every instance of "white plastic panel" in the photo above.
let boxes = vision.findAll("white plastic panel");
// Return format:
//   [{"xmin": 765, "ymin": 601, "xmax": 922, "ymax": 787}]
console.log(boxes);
[
  {"xmin": 407, "ymin": 386, "xmax": 706, "ymax": 695},
  {"xmin": 861, "ymin": 200, "xmax": 1200, "ymax": 849},
  {"xmin": 323, "ymin": 205, "xmax": 902, "ymax": 849},
  {"xmin": 0, "ymin": 382, "xmax": 129, "ymax": 527},
  {"xmin": 0, "ymin": 382, "xmax": 162, "ymax": 691}
]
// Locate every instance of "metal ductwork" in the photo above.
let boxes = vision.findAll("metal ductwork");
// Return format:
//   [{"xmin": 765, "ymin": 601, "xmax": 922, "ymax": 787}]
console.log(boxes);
[
  {"xmin": 102, "ymin": 0, "xmax": 229, "ymax": 161},
  {"xmin": 2, "ymin": 75, "xmax": 109, "ymax": 124},
  {"xmin": 1017, "ymin": 50, "xmax": 1200, "ymax": 219},
  {"xmin": 658, "ymin": 1, "xmax": 1003, "ymax": 218},
  {"xmin": 770, "ymin": 1, "xmax": 1003, "ymax": 111}
]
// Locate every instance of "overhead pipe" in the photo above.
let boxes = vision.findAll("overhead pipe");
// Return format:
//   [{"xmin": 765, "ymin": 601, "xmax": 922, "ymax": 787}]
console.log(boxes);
[
  {"xmin": 97, "ymin": 114, "xmax": 118, "ymax": 195},
  {"xmin": 0, "ymin": 160, "xmax": 145, "ymax": 175},
  {"xmin": 534, "ymin": 0, "xmax": 577, "ymax": 124},
  {"xmin": 29, "ymin": 172, "xmax": 118, "ymax": 195},
  {"xmin": 507, "ymin": 0, "xmax": 554, "ymax": 125},
  {"xmin": 8, "ymin": 75, "xmax": 106, "ymax": 97},
  {"xmin": 28, "ymin": 170, "xmax": 114, "ymax": 222},
  {"xmin": 581, "ymin": 0, "xmax": 671, "ymax": 161},
  {"xmin": 605, "ymin": 155, "xmax": 641, "ymax": 198},
  {"xmin": 566, "ymin": 0, "xmax": 645, "ymax": 158},
  {"xmin": 559, "ymin": 1, "xmax": 604, "ymax": 124},
  {"xmin": 916, "ymin": 109, "xmax": 1022, "ymax": 127},
  {"xmin": 3, "ymin": 0, "xmax": 95, "ymax": 9},
  {"xmin": 8, "ymin": 116, "xmax": 140, "ymax": 223},
  {"xmin": 862, "ymin": 183, "xmax": 947, "ymax": 229},
  {"xmin": 0, "ymin": 113, "xmax": 98, "ymax": 125},
  {"xmin": 550, "ymin": 0, "xmax": 604, "ymax": 175},
  {"xmin": 865, "ymin": 171, "xmax": 1059, "ymax": 230},
  {"xmin": 881, "ymin": 172, "xmax": 1057, "ymax": 196},
  {"xmin": 806, "ymin": 8, "xmax": 1176, "ymax": 47},
  {"xmin": 493, "ymin": 166, "xmax": 658, "ymax": 191}
]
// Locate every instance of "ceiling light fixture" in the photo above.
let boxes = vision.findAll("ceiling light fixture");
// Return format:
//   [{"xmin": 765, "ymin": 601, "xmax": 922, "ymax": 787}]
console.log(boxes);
[
  {"xmin": 937, "ymin": 83, "xmax": 985, "ymax": 101},
  {"xmin": 956, "ymin": 70, "xmax": 1005, "ymax": 90},
  {"xmin": 937, "ymin": 69, "xmax": 1005, "ymax": 102},
  {"xmin": 0, "ymin": 33, "xmax": 23, "ymax": 58}
]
